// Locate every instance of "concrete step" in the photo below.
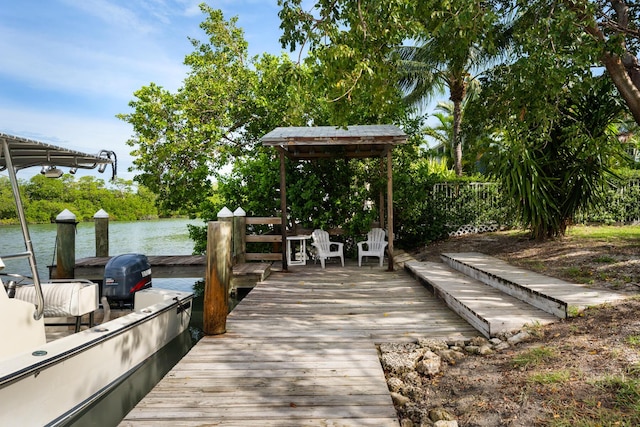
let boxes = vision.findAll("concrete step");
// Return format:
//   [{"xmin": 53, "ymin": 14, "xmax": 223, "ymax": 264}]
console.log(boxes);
[
  {"xmin": 441, "ymin": 252, "xmax": 627, "ymax": 318},
  {"xmin": 405, "ymin": 260, "xmax": 557, "ymax": 338}
]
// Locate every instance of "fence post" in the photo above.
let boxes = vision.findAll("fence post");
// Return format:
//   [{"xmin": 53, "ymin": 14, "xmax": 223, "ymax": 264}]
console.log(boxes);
[
  {"xmin": 203, "ymin": 220, "xmax": 232, "ymax": 335},
  {"xmin": 55, "ymin": 209, "xmax": 77, "ymax": 279},
  {"xmin": 233, "ymin": 207, "xmax": 246, "ymax": 264},
  {"xmin": 94, "ymin": 209, "xmax": 109, "ymax": 257}
]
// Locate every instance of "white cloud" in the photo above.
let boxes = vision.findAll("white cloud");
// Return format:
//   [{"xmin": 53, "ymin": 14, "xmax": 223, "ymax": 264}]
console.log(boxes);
[{"xmin": 0, "ymin": 105, "xmax": 136, "ymax": 181}]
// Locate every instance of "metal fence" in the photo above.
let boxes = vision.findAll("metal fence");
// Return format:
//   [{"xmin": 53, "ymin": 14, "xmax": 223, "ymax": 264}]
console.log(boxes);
[{"xmin": 434, "ymin": 179, "xmax": 640, "ymax": 235}]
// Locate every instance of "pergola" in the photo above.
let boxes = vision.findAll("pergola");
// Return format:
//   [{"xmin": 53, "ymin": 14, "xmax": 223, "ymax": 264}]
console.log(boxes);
[{"xmin": 260, "ymin": 124, "xmax": 407, "ymax": 271}]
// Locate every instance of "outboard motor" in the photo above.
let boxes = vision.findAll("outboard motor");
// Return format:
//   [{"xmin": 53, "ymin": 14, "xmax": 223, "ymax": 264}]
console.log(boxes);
[{"xmin": 103, "ymin": 253, "xmax": 152, "ymax": 307}]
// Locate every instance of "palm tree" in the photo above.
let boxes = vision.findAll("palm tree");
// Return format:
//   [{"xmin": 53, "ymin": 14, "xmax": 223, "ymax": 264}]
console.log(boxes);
[{"xmin": 397, "ymin": 39, "xmax": 482, "ymax": 176}]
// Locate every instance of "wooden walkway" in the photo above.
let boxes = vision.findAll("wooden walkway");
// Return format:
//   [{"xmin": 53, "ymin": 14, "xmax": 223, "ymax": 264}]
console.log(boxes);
[{"xmin": 121, "ymin": 262, "xmax": 477, "ymax": 426}]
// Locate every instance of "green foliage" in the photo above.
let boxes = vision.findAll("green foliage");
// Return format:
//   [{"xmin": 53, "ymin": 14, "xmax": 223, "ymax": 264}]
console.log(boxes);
[
  {"xmin": 0, "ymin": 175, "xmax": 159, "ymax": 224},
  {"xmin": 471, "ymin": 71, "xmax": 628, "ymax": 239}
]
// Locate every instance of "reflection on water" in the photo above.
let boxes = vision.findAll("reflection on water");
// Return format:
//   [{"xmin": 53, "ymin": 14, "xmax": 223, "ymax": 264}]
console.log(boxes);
[
  {"xmin": 67, "ymin": 296, "xmax": 205, "ymax": 426},
  {"xmin": 66, "ymin": 326, "xmax": 201, "ymax": 427}
]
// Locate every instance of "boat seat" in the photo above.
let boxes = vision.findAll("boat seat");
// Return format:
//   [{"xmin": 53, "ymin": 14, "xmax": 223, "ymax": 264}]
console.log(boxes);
[{"xmin": 14, "ymin": 280, "xmax": 99, "ymax": 332}]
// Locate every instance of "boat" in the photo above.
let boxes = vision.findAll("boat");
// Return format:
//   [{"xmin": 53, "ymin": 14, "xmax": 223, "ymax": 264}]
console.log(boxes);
[{"xmin": 0, "ymin": 133, "xmax": 194, "ymax": 426}]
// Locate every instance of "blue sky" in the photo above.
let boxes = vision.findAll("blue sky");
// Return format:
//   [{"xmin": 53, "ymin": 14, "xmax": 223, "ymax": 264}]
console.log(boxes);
[{"xmin": 0, "ymin": 0, "xmax": 290, "ymax": 180}]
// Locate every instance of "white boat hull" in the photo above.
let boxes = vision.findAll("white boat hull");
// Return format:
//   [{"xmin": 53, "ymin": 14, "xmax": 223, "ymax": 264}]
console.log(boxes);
[{"xmin": 0, "ymin": 288, "xmax": 193, "ymax": 426}]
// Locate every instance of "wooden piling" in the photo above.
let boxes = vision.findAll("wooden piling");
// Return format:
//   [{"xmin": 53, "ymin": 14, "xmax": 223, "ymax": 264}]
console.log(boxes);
[
  {"xmin": 233, "ymin": 208, "xmax": 246, "ymax": 264},
  {"xmin": 203, "ymin": 221, "xmax": 232, "ymax": 335},
  {"xmin": 94, "ymin": 209, "xmax": 109, "ymax": 257},
  {"xmin": 55, "ymin": 209, "xmax": 77, "ymax": 279}
]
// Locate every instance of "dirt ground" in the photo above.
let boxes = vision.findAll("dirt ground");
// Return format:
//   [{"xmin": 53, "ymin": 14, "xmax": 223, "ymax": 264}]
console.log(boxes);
[{"xmin": 395, "ymin": 230, "xmax": 640, "ymax": 426}]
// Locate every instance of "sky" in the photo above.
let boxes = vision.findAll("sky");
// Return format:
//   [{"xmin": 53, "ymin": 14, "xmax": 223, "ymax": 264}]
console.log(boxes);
[{"xmin": 0, "ymin": 0, "xmax": 292, "ymax": 181}]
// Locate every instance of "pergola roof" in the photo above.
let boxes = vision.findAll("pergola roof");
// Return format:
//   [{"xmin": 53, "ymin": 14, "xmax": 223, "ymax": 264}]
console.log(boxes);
[{"xmin": 260, "ymin": 125, "xmax": 407, "ymax": 160}]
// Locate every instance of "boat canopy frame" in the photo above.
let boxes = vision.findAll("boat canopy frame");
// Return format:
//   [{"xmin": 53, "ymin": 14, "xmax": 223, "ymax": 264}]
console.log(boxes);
[{"xmin": 0, "ymin": 133, "xmax": 115, "ymax": 320}]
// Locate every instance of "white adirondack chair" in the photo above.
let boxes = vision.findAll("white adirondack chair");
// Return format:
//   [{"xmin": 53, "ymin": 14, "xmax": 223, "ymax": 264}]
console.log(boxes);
[
  {"xmin": 311, "ymin": 229, "xmax": 344, "ymax": 268},
  {"xmin": 357, "ymin": 228, "xmax": 388, "ymax": 267}
]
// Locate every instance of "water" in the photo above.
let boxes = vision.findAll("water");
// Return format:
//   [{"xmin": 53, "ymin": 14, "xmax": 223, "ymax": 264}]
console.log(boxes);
[
  {"xmin": 0, "ymin": 218, "xmax": 207, "ymax": 426},
  {"xmin": 0, "ymin": 218, "xmax": 203, "ymax": 292}
]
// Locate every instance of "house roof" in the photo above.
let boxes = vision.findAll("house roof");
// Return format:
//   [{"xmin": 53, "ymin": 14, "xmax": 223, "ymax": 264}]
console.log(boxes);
[
  {"xmin": 0, "ymin": 132, "xmax": 115, "ymax": 173},
  {"xmin": 260, "ymin": 125, "xmax": 407, "ymax": 160}
]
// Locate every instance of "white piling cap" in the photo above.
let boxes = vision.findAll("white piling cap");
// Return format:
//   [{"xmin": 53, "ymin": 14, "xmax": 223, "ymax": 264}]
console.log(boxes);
[
  {"xmin": 56, "ymin": 209, "xmax": 77, "ymax": 222},
  {"xmin": 233, "ymin": 207, "xmax": 246, "ymax": 216},
  {"xmin": 94, "ymin": 209, "xmax": 109, "ymax": 219},
  {"xmin": 217, "ymin": 206, "xmax": 233, "ymax": 218}
]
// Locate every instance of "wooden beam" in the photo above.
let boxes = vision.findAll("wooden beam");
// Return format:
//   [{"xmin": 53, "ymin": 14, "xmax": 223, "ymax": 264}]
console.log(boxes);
[
  {"xmin": 387, "ymin": 150, "xmax": 394, "ymax": 271},
  {"xmin": 245, "ymin": 235, "xmax": 282, "ymax": 243},
  {"xmin": 246, "ymin": 217, "xmax": 282, "ymax": 225},
  {"xmin": 279, "ymin": 147, "xmax": 288, "ymax": 271}
]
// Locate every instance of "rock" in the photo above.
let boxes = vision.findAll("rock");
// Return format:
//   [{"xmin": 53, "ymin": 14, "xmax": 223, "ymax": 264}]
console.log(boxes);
[
  {"xmin": 494, "ymin": 341, "xmax": 510, "ymax": 351},
  {"xmin": 489, "ymin": 337, "xmax": 503, "ymax": 346},
  {"xmin": 470, "ymin": 336, "xmax": 489, "ymax": 346},
  {"xmin": 507, "ymin": 330, "xmax": 531, "ymax": 345},
  {"xmin": 478, "ymin": 344, "xmax": 494, "ymax": 355},
  {"xmin": 391, "ymin": 392, "xmax": 411, "ymax": 407},
  {"xmin": 381, "ymin": 349, "xmax": 425, "ymax": 375},
  {"xmin": 436, "ymin": 348, "xmax": 465, "ymax": 364},
  {"xmin": 417, "ymin": 338, "xmax": 449, "ymax": 351},
  {"xmin": 429, "ymin": 407, "xmax": 456, "ymax": 421},
  {"xmin": 416, "ymin": 350, "xmax": 442, "ymax": 376},
  {"xmin": 400, "ymin": 418, "xmax": 414, "ymax": 427},
  {"xmin": 403, "ymin": 371, "xmax": 423, "ymax": 387},
  {"xmin": 434, "ymin": 421, "xmax": 458, "ymax": 427},
  {"xmin": 387, "ymin": 376, "xmax": 404, "ymax": 392},
  {"xmin": 465, "ymin": 345, "xmax": 480, "ymax": 354}
]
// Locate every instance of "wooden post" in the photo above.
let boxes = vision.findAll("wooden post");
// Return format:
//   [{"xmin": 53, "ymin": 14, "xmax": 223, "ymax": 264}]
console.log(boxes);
[
  {"xmin": 279, "ymin": 147, "xmax": 288, "ymax": 271},
  {"xmin": 379, "ymin": 157, "xmax": 385, "ymax": 229},
  {"xmin": 233, "ymin": 207, "xmax": 246, "ymax": 264},
  {"xmin": 55, "ymin": 209, "xmax": 77, "ymax": 279},
  {"xmin": 387, "ymin": 150, "xmax": 395, "ymax": 271},
  {"xmin": 203, "ymin": 220, "xmax": 232, "ymax": 335},
  {"xmin": 94, "ymin": 209, "xmax": 109, "ymax": 257}
]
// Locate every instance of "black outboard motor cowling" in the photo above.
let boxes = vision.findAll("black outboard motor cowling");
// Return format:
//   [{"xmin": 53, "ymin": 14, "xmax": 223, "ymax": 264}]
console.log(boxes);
[{"xmin": 103, "ymin": 253, "xmax": 152, "ymax": 304}]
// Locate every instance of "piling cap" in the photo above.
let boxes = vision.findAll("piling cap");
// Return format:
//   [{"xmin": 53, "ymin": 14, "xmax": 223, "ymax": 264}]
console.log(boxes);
[
  {"xmin": 94, "ymin": 209, "xmax": 109, "ymax": 219},
  {"xmin": 233, "ymin": 207, "xmax": 246, "ymax": 217},
  {"xmin": 56, "ymin": 209, "xmax": 77, "ymax": 222},
  {"xmin": 217, "ymin": 206, "xmax": 233, "ymax": 218}
]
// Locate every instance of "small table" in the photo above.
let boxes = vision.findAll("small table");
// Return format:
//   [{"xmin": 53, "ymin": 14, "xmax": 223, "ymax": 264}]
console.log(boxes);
[{"xmin": 286, "ymin": 235, "xmax": 311, "ymax": 266}]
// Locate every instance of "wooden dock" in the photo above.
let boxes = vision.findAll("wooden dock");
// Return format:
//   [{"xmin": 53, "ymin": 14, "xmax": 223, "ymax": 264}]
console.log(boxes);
[{"xmin": 120, "ymin": 262, "xmax": 478, "ymax": 426}]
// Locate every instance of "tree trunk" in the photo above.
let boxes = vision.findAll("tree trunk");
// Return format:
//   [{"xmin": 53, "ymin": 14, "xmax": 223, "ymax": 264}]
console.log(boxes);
[
  {"xmin": 603, "ymin": 52, "xmax": 640, "ymax": 126},
  {"xmin": 450, "ymin": 80, "xmax": 465, "ymax": 176},
  {"xmin": 578, "ymin": 0, "xmax": 640, "ymax": 126}
]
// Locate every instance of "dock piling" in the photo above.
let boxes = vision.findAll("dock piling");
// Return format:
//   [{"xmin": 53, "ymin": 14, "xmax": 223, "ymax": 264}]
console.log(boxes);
[{"xmin": 203, "ymin": 218, "xmax": 232, "ymax": 335}]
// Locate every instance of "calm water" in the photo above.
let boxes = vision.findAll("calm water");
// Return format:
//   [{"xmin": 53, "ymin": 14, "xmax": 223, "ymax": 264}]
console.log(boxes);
[
  {"xmin": 0, "ymin": 218, "xmax": 207, "ymax": 426},
  {"xmin": 0, "ymin": 218, "xmax": 203, "ymax": 291}
]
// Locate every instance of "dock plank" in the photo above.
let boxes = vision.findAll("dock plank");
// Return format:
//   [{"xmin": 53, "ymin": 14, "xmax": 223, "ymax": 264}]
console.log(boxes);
[{"xmin": 121, "ymin": 264, "xmax": 478, "ymax": 426}]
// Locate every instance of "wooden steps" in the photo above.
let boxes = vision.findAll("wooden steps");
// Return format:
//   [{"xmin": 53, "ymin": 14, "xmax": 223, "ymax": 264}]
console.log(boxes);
[
  {"xmin": 406, "ymin": 252, "xmax": 627, "ymax": 338},
  {"xmin": 441, "ymin": 252, "xmax": 627, "ymax": 317},
  {"xmin": 231, "ymin": 262, "xmax": 272, "ymax": 294},
  {"xmin": 405, "ymin": 261, "xmax": 557, "ymax": 338}
]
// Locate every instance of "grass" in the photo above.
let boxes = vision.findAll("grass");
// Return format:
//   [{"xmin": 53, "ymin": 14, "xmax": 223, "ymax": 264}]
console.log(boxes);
[
  {"xmin": 593, "ymin": 255, "xmax": 617, "ymax": 263},
  {"xmin": 568, "ymin": 225, "xmax": 640, "ymax": 241},
  {"xmin": 527, "ymin": 369, "xmax": 572, "ymax": 385},
  {"xmin": 512, "ymin": 346, "xmax": 556, "ymax": 369},
  {"xmin": 625, "ymin": 335, "xmax": 640, "ymax": 347}
]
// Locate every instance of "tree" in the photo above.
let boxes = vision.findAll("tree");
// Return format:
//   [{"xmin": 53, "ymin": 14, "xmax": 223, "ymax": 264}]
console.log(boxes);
[
  {"xmin": 278, "ymin": 0, "xmax": 412, "ymax": 125},
  {"xmin": 396, "ymin": 1, "xmax": 499, "ymax": 176},
  {"xmin": 498, "ymin": 0, "xmax": 640, "ymax": 125},
  {"xmin": 474, "ymin": 68, "xmax": 629, "ymax": 238}
]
